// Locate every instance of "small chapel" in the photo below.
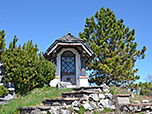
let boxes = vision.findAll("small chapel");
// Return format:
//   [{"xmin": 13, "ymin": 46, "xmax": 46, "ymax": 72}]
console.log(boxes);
[{"xmin": 44, "ymin": 33, "xmax": 94, "ymax": 87}]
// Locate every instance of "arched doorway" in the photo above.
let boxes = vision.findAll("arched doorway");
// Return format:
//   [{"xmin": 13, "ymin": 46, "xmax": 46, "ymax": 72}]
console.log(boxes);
[{"xmin": 61, "ymin": 51, "xmax": 76, "ymax": 85}]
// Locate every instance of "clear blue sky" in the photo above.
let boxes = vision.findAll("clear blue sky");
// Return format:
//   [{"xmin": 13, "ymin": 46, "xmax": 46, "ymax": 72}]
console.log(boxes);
[{"xmin": 0, "ymin": 0, "xmax": 152, "ymax": 83}]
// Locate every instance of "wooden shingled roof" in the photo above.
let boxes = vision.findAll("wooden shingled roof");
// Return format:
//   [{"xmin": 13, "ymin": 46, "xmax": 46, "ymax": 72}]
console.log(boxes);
[
  {"xmin": 56, "ymin": 33, "xmax": 84, "ymax": 42},
  {"xmin": 45, "ymin": 33, "xmax": 93, "ymax": 56}
]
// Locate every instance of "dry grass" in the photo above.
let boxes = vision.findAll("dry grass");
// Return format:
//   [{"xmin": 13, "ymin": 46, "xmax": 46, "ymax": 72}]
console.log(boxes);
[{"xmin": 109, "ymin": 85, "xmax": 152, "ymax": 103}]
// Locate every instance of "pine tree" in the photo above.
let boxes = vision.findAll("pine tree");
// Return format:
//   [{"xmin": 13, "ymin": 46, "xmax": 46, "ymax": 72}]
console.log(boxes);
[
  {"xmin": 0, "ymin": 30, "xmax": 6, "ymax": 60},
  {"xmin": 79, "ymin": 7, "xmax": 146, "ymax": 87}
]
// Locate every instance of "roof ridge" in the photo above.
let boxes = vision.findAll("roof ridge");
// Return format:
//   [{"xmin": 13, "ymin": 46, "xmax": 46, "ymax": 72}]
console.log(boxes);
[{"xmin": 56, "ymin": 33, "xmax": 83, "ymax": 41}]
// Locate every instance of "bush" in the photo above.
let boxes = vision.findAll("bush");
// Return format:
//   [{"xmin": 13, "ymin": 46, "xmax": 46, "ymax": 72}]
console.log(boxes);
[
  {"xmin": 2, "ymin": 37, "xmax": 56, "ymax": 95},
  {"xmin": 0, "ymin": 85, "xmax": 9, "ymax": 96}
]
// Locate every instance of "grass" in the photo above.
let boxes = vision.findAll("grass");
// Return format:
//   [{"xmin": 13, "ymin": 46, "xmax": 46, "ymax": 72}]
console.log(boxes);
[
  {"xmin": 109, "ymin": 85, "xmax": 152, "ymax": 104},
  {"xmin": 0, "ymin": 86, "xmax": 72, "ymax": 114}
]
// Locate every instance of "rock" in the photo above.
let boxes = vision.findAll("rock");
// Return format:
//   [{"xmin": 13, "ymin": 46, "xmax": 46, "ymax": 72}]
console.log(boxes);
[
  {"xmin": 97, "ymin": 102, "xmax": 103, "ymax": 108},
  {"xmin": 79, "ymin": 97, "xmax": 87, "ymax": 104},
  {"xmin": 63, "ymin": 103, "xmax": 67, "ymax": 107},
  {"xmin": 109, "ymin": 105, "xmax": 115, "ymax": 110},
  {"xmin": 83, "ymin": 94, "xmax": 89, "ymax": 100},
  {"xmin": 72, "ymin": 100, "xmax": 80, "ymax": 107},
  {"xmin": 99, "ymin": 94, "xmax": 105, "ymax": 99},
  {"xmin": 123, "ymin": 106, "xmax": 129, "ymax": 112},
  {"xmin": 48, "ymin": 107, "xmax": 58, "ymax": 114},
  {"xmin": 130, "ymin": 94, "xmax": 134, "ymax": 98},
  {"xmin": 103, "ymin": 89, "xmax": 109, "ymax": 93},
  {"xmin": 100, "ymin": 99, "xmax": 113, "ymax": 109},
  {"xmin": 30, "ymin": 109, "xmax": 41, "ymax": 114},
  {"xmin": 101, "ymin": 83, "xmax": 109, "ymax": 89},
  {"xmin": 58, "ymin": 109, "xmax": 70, "ymax": 114},
  {"xmin": 1, "ymin": 94, "xmax": 14, "ymax": 101},
  {"xmin": 134, "ymin": 106, "xmax": 141, "ymax": 112},
  {"xmin": 73, "ymin": 107, "xmax": 79, "ymax": 111},
  {"xmin": 100, "ymin": 99, "xmax": 107, "ymax": 106},
  {"xmin": 96, "ymin": 88, "xmax": 102, "ymax": 93},
  {"xmin": 145, "ymin": 105, "xmax": 151, "ymax": 109},
  {"xmin": 146, "ymin": 110, "xmax": 150, "ymax": 113},
  {"xmin": 90, "ymin": 101, "xmax": 97, "ymax": 109},
  {"xmin": 41, "ymin": 111, "xmax": 47, "ymax": 114},
  {"xmin": 108, "ymin": 100, "xmax": 114, "ymax": 106},
  {"xmin": 128, "ymin": 105, "xmax": 134, "ymax": 111},
  {"xmin": 89, "ymin": 94, "xmax": 99, "ymax": 101},
  {"xmin": 56, "ymin": 81, "xmax": 72, "ymax": 89},
  {"xmin": 52, "ymin": 102, "xmax": 61, "ymax": 106},
  {"xmin": 96, "ymin": 108, "xmax": 104, "ymax": 112},
  {"xmin": 105, "ymin": 93, "xmax": 113, "ymax": 99},
  {"xmin": 82, "ymin": 102, "xmax": 94, "ymax": 110},
  {"xmin": 142, "ymin": 99, "xmax": 149, "ymax": 103},
  {"xmin": 134, "ymin": 100, "xmax": 140, "ymax": 104}
]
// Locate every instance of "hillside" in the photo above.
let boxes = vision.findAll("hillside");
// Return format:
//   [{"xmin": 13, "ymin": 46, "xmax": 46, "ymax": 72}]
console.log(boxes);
[
  {"xmin": 0, "ymin": 87, "xmax": 72, "ymax": 114},
  {"xmin": 0, "ymin": 86, "xmax": 151, "ymax": 114}
]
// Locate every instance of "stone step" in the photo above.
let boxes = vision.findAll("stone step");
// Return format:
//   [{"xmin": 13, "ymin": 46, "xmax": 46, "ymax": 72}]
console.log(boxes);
[
  {"xmin": 72, "ymin": 86, "xmax": 103, "ymax": 92},
  {"xmin": 18, "ymin": 106, "xmax": 50, "ymax": 114},
  {"xmin": 120, "ymin": 103, "xmax": 152, "ymax": 113},
  {"xmin": 18, "ymin": 105, "xmax": 72, "ymax": 114},
  {"xmin": 42, "ymin": 97, "xmax": 80, "ymax": 106},
  {"xmin": 61, "ymin": 90, "xmax": 99, "ymax": 98}
]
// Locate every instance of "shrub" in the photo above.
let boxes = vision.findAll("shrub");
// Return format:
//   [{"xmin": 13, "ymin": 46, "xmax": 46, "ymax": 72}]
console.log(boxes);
[
  {"xmin": 2, "ymin": 36, "xmax": 56, "ymax": 95},
  {"xmin": 0, "ymin": 85, "xmax": 9, "ymax": 96}
]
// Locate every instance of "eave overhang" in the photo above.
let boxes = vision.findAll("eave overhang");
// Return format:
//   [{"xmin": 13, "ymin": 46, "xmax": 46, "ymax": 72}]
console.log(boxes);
[{"xmin": 45, "ymin": 33, "xmax": 94, "ymax": 57}]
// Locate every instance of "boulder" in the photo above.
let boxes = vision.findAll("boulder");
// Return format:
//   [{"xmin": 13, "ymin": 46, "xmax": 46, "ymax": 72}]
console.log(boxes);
[
  {"xmin": 58, "ymin": 109, "xmax": 70, "ymax": 114},
  {"xmin": 52, "ymin": 102, "xmax": 61, "ymax": 106},
  {"xmin": 30, "ymin": 109, "xmax": 41, "ymax": 114},
  {"xmin": 96, "ymin": 108, "xmax": 104, "ymax": 112},
  {"xmin": 134, "ymin": 106, "xmax": 141, "ymax": 112},
  {"xmin": 105, "ymin": 93, "xmax": 113, "ymax": 99},
  {"xmin": 56, "ymin": 82, "xmax": 72, "ymax": 89},
  {"xmin": 134, "ymin": 100, "xmax": 140, "ymax": 104},
  {"xmin": 142, "ymin": 99, "xmax": 149, "ymax": 103},
  {"xmin": 73, "ymin": 107, "xmax": 79, "ymax": 111},
  {"xmin": 1, "ymin": 94, "xmax": 14, "ymax": 101},
  {"xmin": 89, "ymin": 94, "xmax": 99, "ymax": 101},
  {"xmin": 109, "ymin": 105, "xmax": 115, "ymax": 110},
  {"xmin": 41, "ymin": 111, "xmax": 47, "ymax": 114},
  {"xmin": 100, "ymin": 99, "xmax": 113, "ymax": 109},
  {"xmin": 99, "ymin": 94, "xmax": 105, "ymax": 99},
  {"xmin": 130, "ymin": 94, "xmax": 134, "ymax": 98},
  {"xmin": 72, "ymin": 100, "xmax": 80, "ymax": 107},
  {"xmin": 128, "ymin": 105, "xmax": 134, "ymax": 111},
  {"xmin": 48, "ymin": 107, "xmax": 58, "ymax": 114},
  {"xmin": 82, "ymin": 102, "xmax": 94, "ymax": 110},
  {"xmin": 103, "ymin": 89, "xmax": 109, "ymax": 93},
  {"xmin": 90, "ymin": 101, "xmax": 97, "ymax": 109}
]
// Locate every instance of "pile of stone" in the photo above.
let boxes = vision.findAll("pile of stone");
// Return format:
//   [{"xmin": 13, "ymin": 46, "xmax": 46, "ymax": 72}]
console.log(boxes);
[
  {"xmin": 0, "ymin": 62, "xmax": 15, "ymax": 105},
  {"xmin": 69, "ymin": 83, "xmax": 115, "ymax": 113}
]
